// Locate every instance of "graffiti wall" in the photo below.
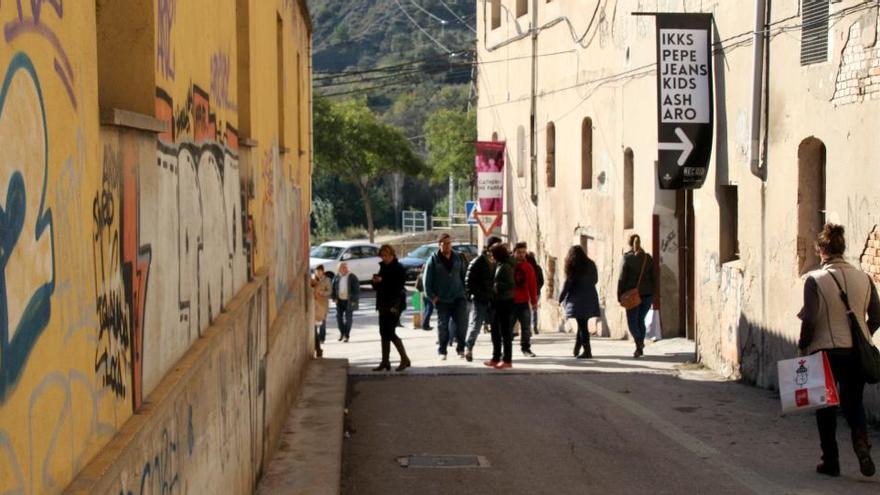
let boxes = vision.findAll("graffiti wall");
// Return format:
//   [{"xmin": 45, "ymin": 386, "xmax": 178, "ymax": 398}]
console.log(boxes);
[{"xmin": 1, "ymin": 0, "xmax": 313, "ymax": 493}]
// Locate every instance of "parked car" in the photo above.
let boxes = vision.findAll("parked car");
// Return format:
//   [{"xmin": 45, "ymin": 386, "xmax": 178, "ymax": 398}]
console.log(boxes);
[
  {"xmin": 309, "ymin": 241, "xmax": 381, "ymax": 283},
  {"xmin": 399, "ymin": 242, "xmax": 478, "ymax": 282}
]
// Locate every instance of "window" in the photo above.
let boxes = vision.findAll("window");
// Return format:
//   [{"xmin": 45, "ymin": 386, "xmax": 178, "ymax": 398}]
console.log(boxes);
[
  {"xmin": 96, "ymin": 0, "xmax": 155, "ymax": 115},
  {"xmin": 623, "ymin": 148, "xmax": 634, "ymax": 229},
  {"xmin": 276, "ymin": 14, "xmax": 287, "ymax": 151},
  {"xmin": 581, "ymin": 118, "xmax": 593, "ymax": 189},
  {"xmin": 546, "ymin": 122, "xmax": 556, "ymax": 188},
  {"xmin": 801, "ymin": 0, "xmax": 829, "ymax": 66},
  {"xmin": 236, "ymin": 0, "xmax": 251, "ymax": 136},
  {"xmin": 491, "ymin": 0, "xmax": 501, "ymax": 29},
  {"xmin": 516, "ymin": 125, "xmax": 526, "ymax": 178},
  {"xmin": 362, "ymin": 246, "xmax": 379, "ymax": 258},
  {"xmin": 516, "ymin": 0, "xmax": 528, "ymax": 18},
  {"xmin": 797, "ymin": 137, "xmax": 826, "ymax": 274},
  {"xmin": 718, "ymin": 186, "xmax": 739, "ymax": 263}
]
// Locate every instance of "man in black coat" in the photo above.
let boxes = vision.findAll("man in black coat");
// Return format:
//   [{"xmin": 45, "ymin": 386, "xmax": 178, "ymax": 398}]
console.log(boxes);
[{"xmin": 463, "ymin": 236, "xmax": 502, "ymax": 361}]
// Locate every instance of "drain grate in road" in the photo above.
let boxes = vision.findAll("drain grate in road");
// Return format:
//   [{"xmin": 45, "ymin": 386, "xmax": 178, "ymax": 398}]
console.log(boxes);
[{"xmin": 397, "ymin": 455, "xmax": 490, "ymax": 469}]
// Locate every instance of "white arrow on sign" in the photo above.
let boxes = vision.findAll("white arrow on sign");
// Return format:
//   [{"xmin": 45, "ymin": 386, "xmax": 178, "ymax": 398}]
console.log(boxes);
[{"xmin": 659, "ymin": 127, "xmax": 694, "ymax": 166}]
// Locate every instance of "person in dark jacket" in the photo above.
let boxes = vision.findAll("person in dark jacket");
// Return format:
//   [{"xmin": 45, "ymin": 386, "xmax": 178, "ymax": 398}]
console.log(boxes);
[
  {"xmin": 526, "ymin": 252, "xmax": 544, "ymax": 335},
  {"xmin": 464, "ymin": 236, "xmax": 502, "ymax": 361},
  {"xmin": 558, "ymin": 246, "xmax": 600, "ymax": 359},
  {"xmin": 424, "ymin": 233, "xmax": 469, "ymax": 360},
  {"xmin": 798, "ymin": 223, "xmax": 880, "ymax": 478},
  {"xmin": 370, "ymin": 245, "xmax": 411, "ymax": 372},
  {"xmin": 617, "ymin": 234, "xmax": 656, "ymax": 358},
  {"xmin": 485, "ymin": 243, "xmax": 515, "ymax": 369}
]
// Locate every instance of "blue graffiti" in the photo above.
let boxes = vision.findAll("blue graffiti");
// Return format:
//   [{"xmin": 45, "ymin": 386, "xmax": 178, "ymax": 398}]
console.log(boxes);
[{"xmin": 0, "ymin": 52, "xmax": 57, "ymax": 403}]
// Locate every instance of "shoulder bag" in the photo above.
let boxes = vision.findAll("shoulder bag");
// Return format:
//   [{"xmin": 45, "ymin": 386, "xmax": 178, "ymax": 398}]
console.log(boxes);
[
  {"xmin": 620, "ymin": 254, "xmax": 648, "ymax": 310},
  {"xmin": 827, "ymin": 271, "xmax": 880, "ymax": 384}
]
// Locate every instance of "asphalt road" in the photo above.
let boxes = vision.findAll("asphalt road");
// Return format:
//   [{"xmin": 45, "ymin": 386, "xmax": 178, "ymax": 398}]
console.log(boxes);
[{"xmin": 324, "ymin": 290, "xmax": 880, "ymax": 495}]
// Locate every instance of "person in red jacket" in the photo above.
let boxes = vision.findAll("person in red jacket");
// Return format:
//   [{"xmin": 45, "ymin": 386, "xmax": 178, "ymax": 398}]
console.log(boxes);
[{"xmin": 512, "ymin": 242, "xmax": 537, "ymax": 357}]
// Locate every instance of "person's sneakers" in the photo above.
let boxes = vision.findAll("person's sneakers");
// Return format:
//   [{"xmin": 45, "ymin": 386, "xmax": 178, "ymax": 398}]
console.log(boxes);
[
  {"xmin": 494, "ymin": 361, "xmax": 513, "ymax": 369},
  {"xmin": 465, "ymin": 350, "xmax": 473, "ymax": 362},
  {"xmin": 534, "ymin": 328, "xmax": 540, "ymax": 335},
  {"xmin": 522, "ymin": 350, "xmax": 536, "ymax": 357},
  {"xmin": 816, "ymin": 460, "xmax": 840, "ymax": 477},
  {"xmin": 338, "ymin": 336, "xmax": 344, "ymax": 342},
  {"xmin": 858, "ymin": 453, "xmax": 876, "ymax": 477},
  {"xmin": 422, "ymin": 325, "xmax": 433, "ymax": 330},
  {"xmin": 576, "ymin": 352, "xmax": 593, "ymax": 360},
  {"xmin": 343, "ymin": 337, "xmax": 349, "ymax": 343},
  {"xmin": 483, "ymin": 359, "xmax": 499, "ymax": 368},
  {"xmin": 316, "ymin": 349, "xmax": 323, "ymax": 358},
  {"xmin": 439, "ymin": 354, "xmax": 447, "ymax": 361},
  {"xmin": 457, "ymin": 351, "xmax": 465, "ymax": 359}
]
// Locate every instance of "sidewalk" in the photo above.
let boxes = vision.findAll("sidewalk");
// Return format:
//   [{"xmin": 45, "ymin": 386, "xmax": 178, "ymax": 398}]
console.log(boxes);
[{"xmin": 320, "ymin": 301, "xmax": 704, "ymax": 378}]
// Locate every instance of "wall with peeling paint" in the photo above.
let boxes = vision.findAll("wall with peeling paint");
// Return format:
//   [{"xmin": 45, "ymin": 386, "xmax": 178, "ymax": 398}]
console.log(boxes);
[
  {"xmin": 478, "ymin": 0, "xmax": 880, "ymax": 418},
  {"xmin": 0, "ymin": 0, "xmax": 313, "ymax": 493}
]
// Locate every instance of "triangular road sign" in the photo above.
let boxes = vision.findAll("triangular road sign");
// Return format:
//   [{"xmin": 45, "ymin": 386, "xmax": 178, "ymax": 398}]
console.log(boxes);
[{"xmin": 473, "ymin": 211, "xmax": 502, "ymax": 236}]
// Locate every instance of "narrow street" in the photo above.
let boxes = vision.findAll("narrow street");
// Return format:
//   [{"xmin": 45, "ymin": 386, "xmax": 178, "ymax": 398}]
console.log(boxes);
[{"xmin": 321, "ymin": 289, "xmax": 880, "ymax": 495}]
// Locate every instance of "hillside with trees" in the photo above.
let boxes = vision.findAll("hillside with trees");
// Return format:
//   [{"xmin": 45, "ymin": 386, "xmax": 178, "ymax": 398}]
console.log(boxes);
[{"xmin": 307, "ymin": 0, "xmax": 478, "ymax": 238}]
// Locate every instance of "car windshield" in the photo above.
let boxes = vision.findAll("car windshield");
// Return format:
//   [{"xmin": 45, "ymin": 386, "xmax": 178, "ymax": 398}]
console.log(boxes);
[
  {"xmin": 311, "ymin": 245, "xmax": 344, "ymax": 259},
  {"xmin": 407, "ymin": 245, "xmax": 437, "ymax": 259}
]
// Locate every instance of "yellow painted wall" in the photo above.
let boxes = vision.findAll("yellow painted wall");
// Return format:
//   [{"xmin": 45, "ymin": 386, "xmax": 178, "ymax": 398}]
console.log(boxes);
[{"xmin": 0, "ymin": 0, "xmax": 312, "ymax": 493}]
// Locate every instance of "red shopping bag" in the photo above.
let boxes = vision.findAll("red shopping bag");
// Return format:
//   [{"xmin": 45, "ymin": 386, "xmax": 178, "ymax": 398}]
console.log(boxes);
[{"xmin": 777, "ymin": 352, "xmax": 840, "ymax": 413}]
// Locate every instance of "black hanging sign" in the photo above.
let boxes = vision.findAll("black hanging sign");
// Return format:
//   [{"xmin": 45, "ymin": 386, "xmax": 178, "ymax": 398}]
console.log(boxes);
[{"xmin": 654, "ymin": 13, "xmax": 714, "ymax": 190}]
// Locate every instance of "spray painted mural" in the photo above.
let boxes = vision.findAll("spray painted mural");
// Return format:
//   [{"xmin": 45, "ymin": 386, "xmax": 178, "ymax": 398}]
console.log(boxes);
[{"xmin": 1, "ymin": 0, "xmax": 312, "ymax": 492}]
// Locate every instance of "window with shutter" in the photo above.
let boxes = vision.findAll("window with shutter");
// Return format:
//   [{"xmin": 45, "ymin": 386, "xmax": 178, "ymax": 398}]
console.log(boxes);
[{"xmin": 801, "ymin": 0, "xmax": 829, "ymax": 66}]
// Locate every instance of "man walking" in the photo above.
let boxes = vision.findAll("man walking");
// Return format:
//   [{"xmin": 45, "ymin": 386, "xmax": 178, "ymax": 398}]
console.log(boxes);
[
  {"xmin": 332, "ymin": 262, "xmax": 360, "ymax": 342},
  {"xmin": 512, "ymin": 242, "xmax": 538, "ymax": 357},
  {"xmin": 424, "ymin": 234, "xmax": 468, "ymax": 360},
  {"xmin": 464, "ymin": 236, "xmax": 501, "ymax": 362}
]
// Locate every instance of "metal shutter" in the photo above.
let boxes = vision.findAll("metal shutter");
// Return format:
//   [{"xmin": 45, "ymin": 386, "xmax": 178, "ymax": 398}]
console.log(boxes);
[{"xmin": 801, "ymin": 0, "xmax": 830, "ymax": 66}]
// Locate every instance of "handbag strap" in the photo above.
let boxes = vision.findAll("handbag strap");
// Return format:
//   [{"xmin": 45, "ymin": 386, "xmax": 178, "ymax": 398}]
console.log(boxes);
[
  {"xmin": 826, "ymin": 269, "xmax": 854, "ymax": 315},
  {"xmin": 635, "ymin": 253, "xmax": 648, "ymax": 287}
]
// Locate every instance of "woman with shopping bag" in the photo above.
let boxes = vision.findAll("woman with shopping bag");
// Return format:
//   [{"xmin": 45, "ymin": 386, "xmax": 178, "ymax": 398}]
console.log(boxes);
[{"xmin": 798, "ymin": 223, "xmax": 880, "ymax": 477}]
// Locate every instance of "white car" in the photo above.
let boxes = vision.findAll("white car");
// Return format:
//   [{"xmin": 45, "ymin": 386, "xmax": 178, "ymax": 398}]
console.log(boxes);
[{"xmin": 309, "ymin": 241, "xmax": 381, "ymax": 283}]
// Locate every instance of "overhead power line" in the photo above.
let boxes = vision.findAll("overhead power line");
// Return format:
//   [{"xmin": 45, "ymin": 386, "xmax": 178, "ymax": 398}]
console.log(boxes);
[
  {"xmin": 392, "ymin": 0, "xmax": 453, "ymax": 53},
  {"xmin": 438, "ymin": 0, "xmax": 476, "ymax": 33}
]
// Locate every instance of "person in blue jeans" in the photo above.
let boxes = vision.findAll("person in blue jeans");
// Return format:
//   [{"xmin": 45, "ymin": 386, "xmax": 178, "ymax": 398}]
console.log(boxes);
[
  {"xmin": 464, "ymin": 236, "xmax": 501, "ymax": 361},
  {"xmin": 424, "ymin": 233, "xmax": 468, "ymax": 360},
  {"xmin": 331, "ymin": 263, "xmax": 360, "ymax": 342},
  {"xmin": 617, "ymin": 234, "xmax": 655, "ymax": 358}
]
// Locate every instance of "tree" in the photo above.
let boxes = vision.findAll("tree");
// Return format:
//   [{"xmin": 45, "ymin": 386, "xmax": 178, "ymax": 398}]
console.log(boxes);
[
  {"xmin": 314, "ymin": 97, "xmax": 425, "ymax": 242},
  {"xmin": 424, "ymin": 108, "xmax": 477, "ymax": 183}
]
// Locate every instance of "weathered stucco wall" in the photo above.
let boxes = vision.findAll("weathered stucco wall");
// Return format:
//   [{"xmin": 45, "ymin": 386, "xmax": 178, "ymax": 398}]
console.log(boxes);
[
  {"xmin": 0, "ymin": 1, "xmax": 313, "ymax": 493},
  {"xmin": 478, "ymin": 0, "xmax": 880, "ymax": 418}
]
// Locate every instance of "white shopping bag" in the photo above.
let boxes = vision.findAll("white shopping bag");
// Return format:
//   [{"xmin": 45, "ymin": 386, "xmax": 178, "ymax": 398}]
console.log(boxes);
[
  {"xmin": 777, "ymin": 352, "xmax": 840, "ymax": 414},
  {"xmin": 644, "ymin": 309, "xmax": 662, "ymax": 341}
]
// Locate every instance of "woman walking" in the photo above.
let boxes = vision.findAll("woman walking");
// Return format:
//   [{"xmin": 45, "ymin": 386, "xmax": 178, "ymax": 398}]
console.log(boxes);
[
  {"xmin": 485, "ymin": 243, "xmax": 515, "ymax": 369},
  {"xmin": 617, "ymin": 234, "xmax": 655, "ymax": 358},
  {"xmin": 798, "ymin": 223, "xmax": 880, "ymax": 477},
  {"xmin": 371, "ymin": 245, "xmax": 411, "ymax": 372},
  {"xmin": 558, "ymin": 246, "xmax": 600, "ymax": 359},
  {"xmin": 311, "ymin": 265, "xmax": 332, "ymax": 357}
]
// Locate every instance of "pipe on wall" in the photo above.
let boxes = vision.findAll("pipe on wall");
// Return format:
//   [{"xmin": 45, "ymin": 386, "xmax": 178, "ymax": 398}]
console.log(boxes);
[{"xmin": 749, "ymin": 0, "xmax": 769, "ymax": 180}]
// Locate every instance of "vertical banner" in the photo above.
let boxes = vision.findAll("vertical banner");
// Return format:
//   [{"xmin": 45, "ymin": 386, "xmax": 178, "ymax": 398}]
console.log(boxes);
[
  {"xmin": 475, "ymin": 141, "xmax": 505, "ymax": 212},
  {"xmin": 655, "ymin": 13, "xmax": 714, "ymax": 190}
]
